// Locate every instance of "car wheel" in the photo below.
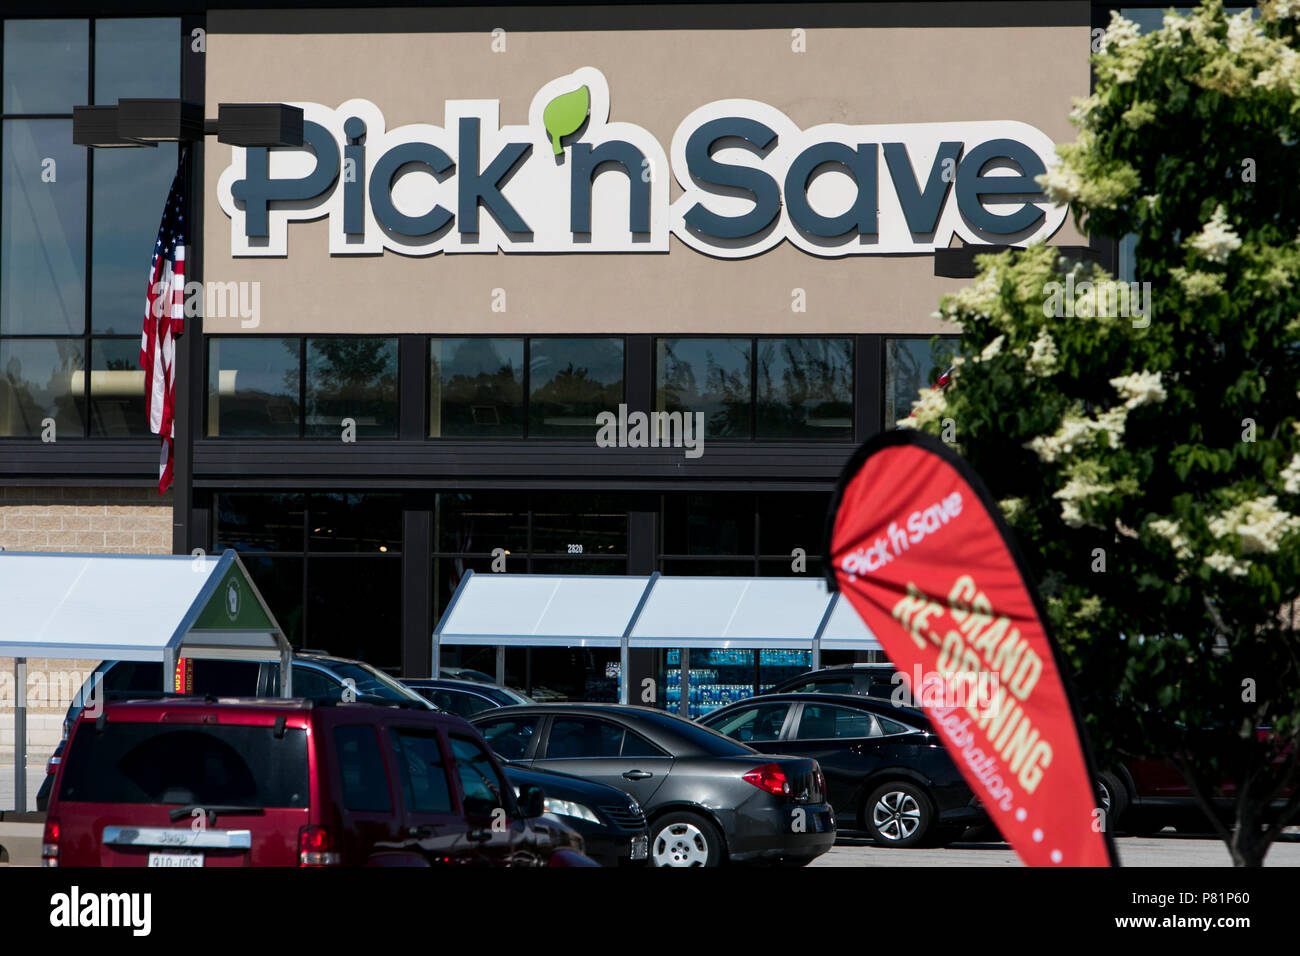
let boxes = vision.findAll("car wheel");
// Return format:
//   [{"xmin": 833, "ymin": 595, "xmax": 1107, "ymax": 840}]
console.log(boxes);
[
  {"xmin": 649, "ymin": 812, "xmax": 723, "ymax": 867},
  {"xmin": 1096, "ymin": 772, "xmax": 1129, "ymax": 833},
  {"xmin": 864, "ymin": 782, "xmax": 934, "ymax": 848}
]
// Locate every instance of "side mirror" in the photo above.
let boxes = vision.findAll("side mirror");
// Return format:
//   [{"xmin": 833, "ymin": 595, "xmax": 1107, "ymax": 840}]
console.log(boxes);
[{"xmin": 516, "ymin": 785, "xmax": 546, "ymax": 819}]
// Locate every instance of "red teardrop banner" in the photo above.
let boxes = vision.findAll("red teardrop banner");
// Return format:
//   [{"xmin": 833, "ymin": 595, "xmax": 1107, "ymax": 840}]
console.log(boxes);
[{"xmin": 825, "ymin": 430, "xmax": 1116, "ymax": 867}]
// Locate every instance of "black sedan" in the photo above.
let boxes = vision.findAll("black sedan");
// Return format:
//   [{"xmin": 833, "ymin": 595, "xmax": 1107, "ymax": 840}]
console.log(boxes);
[
  {"xmin": 472, "ymin": 704, "xmax": 835, "ymax": 867},
  {"xmin": 699, "ymin": 693, "xmax": 985, "ymax": 848},
  {"xmin": 401, "ymin": 677, "xmax": 532, "ymax": 717},
  {"xmin": 504, "ymin": 764, "xmax": 649, "ymax": 866}
]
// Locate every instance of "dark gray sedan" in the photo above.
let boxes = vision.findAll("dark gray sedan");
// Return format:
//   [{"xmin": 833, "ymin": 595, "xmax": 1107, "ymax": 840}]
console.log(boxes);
[{"xmin": 471, "ymin": 703, "xmax": 836, "ymax": 867}]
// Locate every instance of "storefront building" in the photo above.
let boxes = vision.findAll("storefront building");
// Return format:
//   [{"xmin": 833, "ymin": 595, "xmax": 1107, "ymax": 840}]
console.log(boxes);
[{"xmin": 3, "ymin": 2, "xmax": 1193, "ymax": 733}]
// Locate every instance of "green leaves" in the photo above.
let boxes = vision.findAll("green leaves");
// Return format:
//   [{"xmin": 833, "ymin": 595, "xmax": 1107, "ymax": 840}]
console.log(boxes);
[{"xmin": 542, "ymin": 85, "xmax": 589, "ymax": 155}]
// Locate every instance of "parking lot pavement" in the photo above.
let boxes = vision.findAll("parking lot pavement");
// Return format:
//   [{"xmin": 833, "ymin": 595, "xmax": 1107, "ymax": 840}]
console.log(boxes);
[{"xmin": 813, "ymin": 830, "xmax": 1300, "ymax": 866}]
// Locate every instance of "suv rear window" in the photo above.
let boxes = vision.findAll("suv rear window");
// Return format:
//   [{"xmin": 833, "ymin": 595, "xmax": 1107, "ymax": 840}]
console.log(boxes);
[{"xmin": 58, "ymin": 721, "xmax": 309, "ymax": 807}]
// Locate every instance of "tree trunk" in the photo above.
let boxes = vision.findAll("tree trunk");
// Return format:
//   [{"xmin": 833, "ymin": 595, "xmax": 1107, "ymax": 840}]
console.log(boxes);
[{"xmin": 1228, "ymin": 791, "xmax": 1269, "ymax": 867}]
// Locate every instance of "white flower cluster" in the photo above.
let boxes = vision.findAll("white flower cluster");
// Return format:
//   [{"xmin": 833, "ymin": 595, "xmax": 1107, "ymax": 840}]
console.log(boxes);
[
  {"xmin": 942, "ymin": 267, "xmax": 1000, "ymax": 320},
  {"xmin": 1148, "ymin": 518, "xmax": 1194, "ymax": 560},
  {"xmin": 1280, "ymin": 453, "xmax": 1300, "ymax": 494},
  {"xmin": 1204, "ymin": 552, "xmax": 1250, "ymax": 578},
  {"xmin": 1025, "ymin": 372, "xmax": 1164, "ymax": 464},
  {"xmin": 1068, "ymin": 94, "xmax": 1101, "ymax": 126},
  {"xmin": 1255, "ymin": 44, "xmax": 1300, "ymax": 96},
  {"xmin": 1101, "ymin": 12, "xmax": 1142, "ymax": 53},
  {"xmin": 1186, "ymin": 205, "xmax": 1242, "ymax": 265},
  {"xmin": 1266, "ymin": 0, "xmax": 1300, "ymax": 22},
  {"xmin": 1037, "ymin": 162, "xmax": 1086, "ymax": 206},
  {"xmin": 1226, "ymin": 10, "xmax": 1263, "ymax": 54},
  {"xmin": 896, "ymin": 384, "xmax": 948, "ymax": 430},
  {"xmin": 1207, "ymin": 495, "xmax": 1300, "ymax": 554},
  {"xmin": 980, "ymin": 335, "xmax": 1006, "ymax": 361},
  {"xmin": 1026, "ymin": 328, "xmax": 1059, "ymax": 377},
  {"xmin": 1053, "ymin": 472, "xmax": 1114, "ymax": 529},
  {"xmin": 1026, "ymin": 407, "xmax": 1128, "ymax": 463},
  {"xmin": 1109, "ymin": 370, "xmax": 1166, "ymax": 409}
]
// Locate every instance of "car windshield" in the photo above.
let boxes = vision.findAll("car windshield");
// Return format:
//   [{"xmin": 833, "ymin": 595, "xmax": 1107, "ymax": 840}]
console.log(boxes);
[
  {"xmin": 321, "ymin": 661, "xmax": 429, "ymax": 705},
  {"xmin": 482, "ymin": 686, "xmax": 533, "ymax": 706}
]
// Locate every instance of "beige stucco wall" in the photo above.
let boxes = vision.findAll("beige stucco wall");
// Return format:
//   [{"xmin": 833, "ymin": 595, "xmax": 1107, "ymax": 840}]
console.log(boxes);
[
  {"xmin": 203, "ymin": 9, "xmax": 1090, "ymax": 336},
  {"xmin": 0, "ymin": 487, "xmax": 173, "ymax": 778}
]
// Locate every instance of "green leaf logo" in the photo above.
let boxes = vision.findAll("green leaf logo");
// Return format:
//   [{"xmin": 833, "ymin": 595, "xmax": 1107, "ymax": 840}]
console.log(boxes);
[{"xmin": 543, "ymin": 85, "xmax": 590, "ymax": 155}]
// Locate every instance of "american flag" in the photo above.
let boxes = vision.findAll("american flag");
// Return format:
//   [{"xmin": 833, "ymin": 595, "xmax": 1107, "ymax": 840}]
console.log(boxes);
[{"xmin": 141, "ymin": 150, "xmax": 188, "ymax": 494}]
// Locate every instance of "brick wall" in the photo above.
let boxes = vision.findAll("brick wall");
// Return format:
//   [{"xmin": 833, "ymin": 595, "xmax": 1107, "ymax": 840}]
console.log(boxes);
[
  {"xmin": 0, "ymin": 486, "xmax": 172, "ymax": 554},
  {"xmin": 0, "ymin": 486, "xmax": 173, "ymax": 776}
]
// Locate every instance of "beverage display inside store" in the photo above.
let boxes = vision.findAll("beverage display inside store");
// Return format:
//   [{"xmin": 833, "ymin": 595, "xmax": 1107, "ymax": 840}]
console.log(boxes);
[{"xmin": 663, "ymin": 649, "xmax": 810, "ymax": 719}]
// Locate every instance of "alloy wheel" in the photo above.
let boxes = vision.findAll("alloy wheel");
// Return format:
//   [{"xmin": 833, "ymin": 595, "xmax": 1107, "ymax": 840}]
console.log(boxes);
[{"xmin": 872, "ymin": 789, "xmax": 922, "ymax": 841}]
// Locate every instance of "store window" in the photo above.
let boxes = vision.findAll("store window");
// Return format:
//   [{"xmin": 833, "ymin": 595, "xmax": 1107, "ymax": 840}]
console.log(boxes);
[
  {"xmin": 0, "ymin": 339, "xmax": 84, "ymax": 438},
  {"xmin": 305, "ymin": 337, "xmax": 399, "ymax": 438},
  {"xmin": 657, "ymin": 336, "xmax": 853, "ymax": 440},
  {"xmin": 883, "ymin": 336, "xmax": 958, "ymax": 429},
  {"xmin": 3, "ymin": 19, "xmax": 87, "ymax": 113},
  {"xmin": 89, "ymin": 338, "xmax": 149, "ymax": 437},
  {"xmin": 206, "ymin": 336, "xmax": 398, "ymax": 438},
  {"xmin": 430, "ymin": 336, "xmax": 626, "ymax": 439},
  {"xmin": 2, "ymin": 119, "xmax": 87, "ymax": 335},
  {"xmin": 528, "ymin": 337, "xmax": 624, "ymax": 437},
  {"xmin": 660, "ymin": 491, "xmax": 828, "ymax": 577},
  {"xmin": 430, "ymin": 337, "xmax": 523, "ymax": 437},
  {"xmin": 206, "ymin": 338, "xmax": 300, "ymax": 437},
  {"xmin": 213, "ymin": 492, "xmax": 402, "ymax": 671},
  {"xmin": 756, "ymin": 338, "xmax": 853, "ymax": 439},
  {"xmin": 0, "ymin": 17, "xmax": 181, "ymax": 441},
  {"xmin": 664, "ymin": 648, "xmax": 812, "ymax": 719},
  {"xmin": 656, "ymin": 337, "xmax": 751, "ymax": 438}
]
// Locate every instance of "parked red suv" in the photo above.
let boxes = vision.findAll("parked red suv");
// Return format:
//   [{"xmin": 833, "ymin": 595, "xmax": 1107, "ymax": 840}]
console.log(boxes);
[{"xmin": 43, "ymin": 697, "xmax": 595, "ymax": 867}]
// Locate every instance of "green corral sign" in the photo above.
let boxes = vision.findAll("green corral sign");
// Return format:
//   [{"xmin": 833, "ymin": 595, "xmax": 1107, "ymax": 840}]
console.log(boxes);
[{"xmin": 192, "ymin": 562, "xmax": 274, "ymax": 631}]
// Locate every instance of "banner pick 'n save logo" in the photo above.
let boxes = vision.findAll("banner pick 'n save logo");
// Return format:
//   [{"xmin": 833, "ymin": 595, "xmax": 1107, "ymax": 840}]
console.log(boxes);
[{"xmin": 824, "ymin": 430, "xmax": 1116, "ymax": 867}]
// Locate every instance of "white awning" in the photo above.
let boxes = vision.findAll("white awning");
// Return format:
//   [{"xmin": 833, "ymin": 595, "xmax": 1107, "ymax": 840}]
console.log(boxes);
[
  {"xmin": 435, "ymin": 572, "xmax": 655, "ymax": 647},
  {"xmin": 818, "ymin": 590, "xmax": 883, "ymax": 651},
  {"xmin": 0, "ymin": 549, "xmax": 288, "ymax": 662},
  {"xmin": 434, "ymin": 571, "xmax": 880, "ymax": 652},
  {"xmin": 628, "ymin": 577, "xmax": 838, "ymax": 650}
]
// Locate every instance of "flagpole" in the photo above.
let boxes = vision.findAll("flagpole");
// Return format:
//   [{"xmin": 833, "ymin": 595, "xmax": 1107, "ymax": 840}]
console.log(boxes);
[{"xmin": 170, "ymin": 143, "xmax": 196, "ymax": 555}]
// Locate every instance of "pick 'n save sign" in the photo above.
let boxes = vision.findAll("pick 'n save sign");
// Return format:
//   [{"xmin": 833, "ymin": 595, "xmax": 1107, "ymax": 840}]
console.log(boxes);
[{"xmin": 824, "ymin": 430, "xmax": 1116, "ymax": 867}]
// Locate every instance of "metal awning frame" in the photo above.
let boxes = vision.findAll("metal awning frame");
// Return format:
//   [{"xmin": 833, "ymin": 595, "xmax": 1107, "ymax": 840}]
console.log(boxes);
[{"xmin": 432, "ymin": 570, "xmax": 879, "ymax": 705}]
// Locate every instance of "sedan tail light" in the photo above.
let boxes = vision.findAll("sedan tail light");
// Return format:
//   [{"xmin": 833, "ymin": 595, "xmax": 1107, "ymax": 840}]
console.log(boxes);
[
  {"xmin": 298, "ymin": 826, "xmax": 342, "ymax": 866},
  {"xmin": 42, "ymin": 818, "xmax": 59, "ymax": 867},
  {"xmin": 742, "ymin": 763, "xmax": 792, "ymax": 796}
]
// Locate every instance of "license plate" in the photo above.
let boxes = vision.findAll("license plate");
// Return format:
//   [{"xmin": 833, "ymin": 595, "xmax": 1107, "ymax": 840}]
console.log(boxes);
[
  {"xmin": 630, "ymin": 835, "xmax": 648, "ymax": 861},
  {"xmin": 147, "ymin": 852, "xmax": 203, "ymax": 867}
]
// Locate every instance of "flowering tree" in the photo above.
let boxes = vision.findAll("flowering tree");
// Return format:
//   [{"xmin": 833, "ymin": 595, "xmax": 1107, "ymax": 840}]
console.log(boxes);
[{"xmin": 904, "ymin": 1, "xmax": 1300, "ymax": 866}]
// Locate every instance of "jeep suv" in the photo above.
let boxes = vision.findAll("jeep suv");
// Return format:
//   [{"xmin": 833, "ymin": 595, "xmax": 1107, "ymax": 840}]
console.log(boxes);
[
  {"xmin": 43, "ymin": 698, "xmax": 595, "ymax": 867},
  {"xmin": 36, "ymin": 653, "xmax": 435, "ymax": 811}
]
